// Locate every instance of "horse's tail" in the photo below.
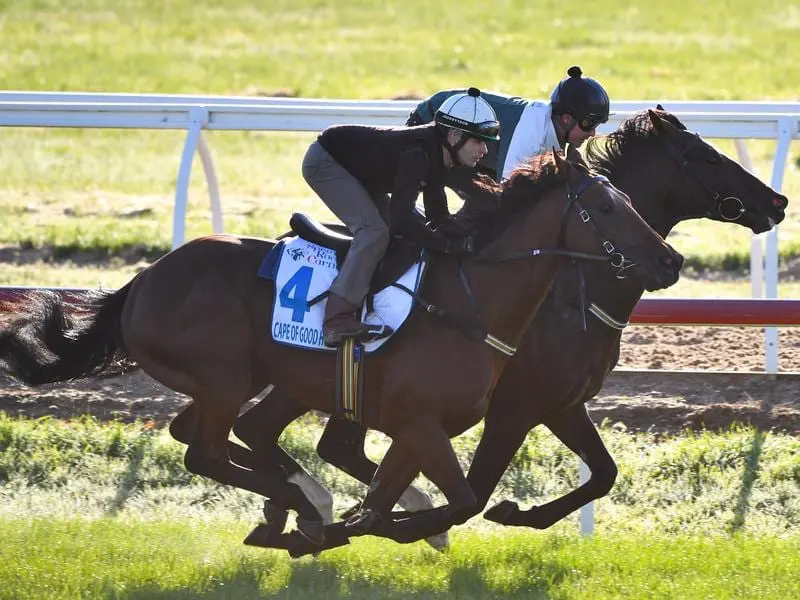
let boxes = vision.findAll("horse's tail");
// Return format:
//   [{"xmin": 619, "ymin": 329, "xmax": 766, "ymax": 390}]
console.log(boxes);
[{"xmin": 0, "ymin": 281, "xmax": 136, "ymax": 386}]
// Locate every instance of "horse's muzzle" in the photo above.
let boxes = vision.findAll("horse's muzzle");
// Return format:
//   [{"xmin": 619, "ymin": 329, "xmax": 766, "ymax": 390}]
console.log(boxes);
[{"xmin": 644, "ymin": 247, "xmax": 684, "ymax": 292}]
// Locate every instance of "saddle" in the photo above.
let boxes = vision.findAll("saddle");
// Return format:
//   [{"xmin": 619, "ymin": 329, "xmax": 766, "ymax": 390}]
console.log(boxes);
[{"xmin": 289, "ymin": 212, "xmax": 423, "ymax": 295}]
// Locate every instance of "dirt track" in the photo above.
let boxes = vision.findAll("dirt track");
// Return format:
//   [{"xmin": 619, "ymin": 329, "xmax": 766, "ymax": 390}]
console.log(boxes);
[{"xmin": 0, "ymin": 324, "xmax": 798, "ymax": 435}]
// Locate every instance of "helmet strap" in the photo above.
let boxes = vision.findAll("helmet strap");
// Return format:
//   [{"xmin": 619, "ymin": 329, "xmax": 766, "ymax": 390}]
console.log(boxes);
[
  {"xmin": 564, "ymin": 121, "xmax": 578, "ymax": 145},
  {"xmin": 443, "ymin": 129, "xmax": 470, "ymax": 166},
  {"xmin": 554, "ymin": 113, "xmax": 579, "ymax": 146}
]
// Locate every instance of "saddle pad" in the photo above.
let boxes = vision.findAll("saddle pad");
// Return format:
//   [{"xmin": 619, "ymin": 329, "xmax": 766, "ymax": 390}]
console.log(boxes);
[{"xmin": 264, "ymin": 236, "xmax": 426, "ymax": 353}]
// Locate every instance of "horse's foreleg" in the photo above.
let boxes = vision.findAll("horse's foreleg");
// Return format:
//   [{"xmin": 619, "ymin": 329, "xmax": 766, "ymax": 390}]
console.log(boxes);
[
  {"xmin": 318, "ymin": 417, "xmax": 439, "ymax": 534},
  {"xmin": 464, "ymin": 414, "xmax": 531, "ymax": 521},
  {"xmin": 349, "ymin": 420, "xmax": 476, "ymax": 545},
  {"xmin": 486, "ymin": 403, "xmax": 617, "ymax": 529}
]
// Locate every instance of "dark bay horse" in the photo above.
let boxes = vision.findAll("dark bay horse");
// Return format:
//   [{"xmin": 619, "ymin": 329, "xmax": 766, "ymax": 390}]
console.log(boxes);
[
  {"xmin": 0, "ymin": 149, "xmax": 682, "ymax": 553},
  {"xmin": 192, "ymin": 108, "xmax": 787, "ymax": 553}
]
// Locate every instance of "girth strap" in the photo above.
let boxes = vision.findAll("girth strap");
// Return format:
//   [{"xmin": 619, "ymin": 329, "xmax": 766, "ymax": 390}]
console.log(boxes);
[{"xmin": 336, "ymin": 338, "xmax": 365, "ymax": 423}]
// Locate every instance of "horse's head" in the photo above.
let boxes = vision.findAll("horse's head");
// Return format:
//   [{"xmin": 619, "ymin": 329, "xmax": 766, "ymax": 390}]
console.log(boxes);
[
  {"xmin": 553, "ymin": 147, "xmax": 683, "ymax": 291},
  {"xmin": 591, "ymin": 108, "xmax": 788, "ymax": 235}
]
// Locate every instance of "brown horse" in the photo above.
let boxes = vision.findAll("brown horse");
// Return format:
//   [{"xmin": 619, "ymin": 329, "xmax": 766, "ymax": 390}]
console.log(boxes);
[
  {"xmin": 184, "ymin": 107, "xmax": 787, "ymax": 553},
  {"xmin": 0, "ymin": 148, "xmax": 682, "ymax": 553}
]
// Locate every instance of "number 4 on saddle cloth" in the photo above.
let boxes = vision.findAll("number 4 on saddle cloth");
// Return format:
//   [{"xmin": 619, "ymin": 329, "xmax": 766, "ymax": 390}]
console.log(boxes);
[{"xmin": 258, "ymin": 213, "xmax": 429, "ymax": 355}]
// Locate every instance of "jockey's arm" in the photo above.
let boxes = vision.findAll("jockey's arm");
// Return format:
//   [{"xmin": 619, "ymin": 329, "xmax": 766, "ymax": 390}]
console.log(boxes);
[{"xmin": 388, "ymin": 149, "xmax": 447, "ymax": 250}]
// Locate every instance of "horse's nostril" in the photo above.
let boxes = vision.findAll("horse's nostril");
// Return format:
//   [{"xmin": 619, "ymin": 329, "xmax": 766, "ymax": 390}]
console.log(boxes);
[
  {"xmin": 662, "ymin": 252, "xmax": 684, "ymax": 270},
  {"xmin": 774, "ymin": 196, "xmax": 788, "ymax": 209}
]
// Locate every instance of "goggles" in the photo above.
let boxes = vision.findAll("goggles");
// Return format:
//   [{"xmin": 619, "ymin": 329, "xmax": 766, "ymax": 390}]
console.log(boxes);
[
  {"xmin": 577, "ymin": 113, "xmax": 608, "ymax": 133},
  {"xmin": 470, "ymin": 120, "xmax": 501, "ymax": 140}
]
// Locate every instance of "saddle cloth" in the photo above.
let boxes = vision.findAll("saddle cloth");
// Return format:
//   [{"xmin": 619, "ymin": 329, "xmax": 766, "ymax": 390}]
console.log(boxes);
[{"xmin": 259, "ymin": 236, "xmax": 427, "ymax": 353}]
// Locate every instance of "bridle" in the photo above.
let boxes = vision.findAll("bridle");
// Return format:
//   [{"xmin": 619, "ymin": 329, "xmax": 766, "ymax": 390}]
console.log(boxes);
[
  {"xmin": 475, "ymin": 173, "xmax": 635, "ymax": 277},
  {"xmin": 666, "ymin": 133, "xmax": 745, "ymax": 222},
  {"xmin": 555, "ymin": 174, "xmax": 636, "ymax": 276},
  {"xmin": 578, "ymin": 132, "xmax": 746, "ymax": 333}
]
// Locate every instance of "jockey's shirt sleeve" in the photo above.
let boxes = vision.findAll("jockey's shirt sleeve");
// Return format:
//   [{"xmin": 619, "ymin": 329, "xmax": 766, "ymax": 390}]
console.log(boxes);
[
  {"xmin": 502, "ymin": 124, "xmax": 542, "ymax": 180},
  {"xmin": 389, "ymin": 147, "xmax": 447, "ymax": 249}
]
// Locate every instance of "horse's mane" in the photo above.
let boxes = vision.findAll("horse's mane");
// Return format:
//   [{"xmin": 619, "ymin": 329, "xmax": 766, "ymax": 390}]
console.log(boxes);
[
  {"xmin": 450, "ymin": 108, "xmax": 687, "ymax": 243},
  {"xmin": 451, "ymin": 153, "xmax": 563, "ymax": 243},
  {"xmin": 584, "ymin": 109, "xmax": 686, "ymax": 176}
]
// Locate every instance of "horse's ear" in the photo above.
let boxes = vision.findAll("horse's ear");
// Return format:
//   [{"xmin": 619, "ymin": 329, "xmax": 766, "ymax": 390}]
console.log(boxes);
[
  {"xmin": 648, "ymin": 109, "xmax": 667, "ymax": 134},
  {"xmin": 565, "ymin": 142, "xmax": 582, "ymax": 163},
  {"xmin": 553, "ymin": 148, "xmax": 570, "ymax": 179},
  {"xmin": 552, "ymin": 148, "xmax": 568, "ymax": 177},
  {"xmin": 656, "ymin": 103, "xmax": 665, "ymax": 111}
]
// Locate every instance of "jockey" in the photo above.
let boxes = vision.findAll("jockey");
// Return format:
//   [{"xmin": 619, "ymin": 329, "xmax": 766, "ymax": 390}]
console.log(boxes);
[
  {"xmin": 302, "ymin": 88, "xmax": 501, "ymax": 347},
  {"xmin": 407, "ymin": 66, "xmax": 610, "ymax": 180}
]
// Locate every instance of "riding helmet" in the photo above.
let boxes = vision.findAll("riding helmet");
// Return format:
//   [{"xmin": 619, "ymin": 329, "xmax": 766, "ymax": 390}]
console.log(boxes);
[
  {"xmin": 434, "ymin": 88, "xmax": 501, "ymax": 141},
  {"xmin": 550, "ymin": 66, "xmax": 610, "ymax": 128}
]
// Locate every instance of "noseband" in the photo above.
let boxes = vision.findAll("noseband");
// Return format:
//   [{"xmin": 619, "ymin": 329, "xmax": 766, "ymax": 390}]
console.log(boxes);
[{"xmin": 666, "ymin": 133, "xmax": 745, "ymax": 222}]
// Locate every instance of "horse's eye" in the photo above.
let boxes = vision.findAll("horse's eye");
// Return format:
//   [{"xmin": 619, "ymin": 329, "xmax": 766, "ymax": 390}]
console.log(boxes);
[
  {"xmin": 708, "ymin": 154, "xmax": 721, "ymax": 165},
  {"xmin": 600, "ymin": 201, "xmax": 614, "ymax": 214}
]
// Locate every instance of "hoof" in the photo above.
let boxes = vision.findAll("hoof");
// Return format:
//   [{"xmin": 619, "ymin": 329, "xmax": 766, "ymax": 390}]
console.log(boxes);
[
  {"xmin": 287, "ymin": 530, "xmax": 349, "ymax": 559},
  {"xmin": 286, "ymin": 531, "xmax": 315, "ymax": 559},
  {"xmin": 263, "ymin": 500, "xmax": 289, "ymax": 534},
  {"xmin": 424, "ymin": 531, "xmax": 450, "ymax": 552},
  {"xmin": 484, "ymin": 500, "xmax": 518, "ymax": 525},
  {"xmin": 243, "ymin": 524, "xmax": 282, "ymax": 548},
  {"xmin": 345, "ymin": 508, "xmax": 381, "ymax": 533},
  {"xmin": 339, "ymin": 502, "xmax": 361, "ymax": 521},
  {"xmin": 296, "ymin": 517, "xmax": 325, "ymax": 546}
]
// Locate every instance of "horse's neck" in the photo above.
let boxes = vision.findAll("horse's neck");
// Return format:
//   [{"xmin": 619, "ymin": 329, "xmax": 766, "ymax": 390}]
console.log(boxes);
[{"xmin": 464, "ymin": 203, "xmax": 565, "ymax": 347}]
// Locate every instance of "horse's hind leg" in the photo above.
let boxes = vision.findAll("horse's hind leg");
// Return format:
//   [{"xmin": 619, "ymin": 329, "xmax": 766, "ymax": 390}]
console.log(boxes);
[
  {"xmin": 170, "ymin": 403, "xmax": 265, "ymax": 472},
  {"xmin": 232, "ymin": 388, "xmax": 335, "ymax": 527},
  {"xmin": 185, "ymin": 393, "xmax": 325, "ymax": 540},
  {"xmin": 175, "ymin": 397, "xmax": 330, "ymax": 544}
]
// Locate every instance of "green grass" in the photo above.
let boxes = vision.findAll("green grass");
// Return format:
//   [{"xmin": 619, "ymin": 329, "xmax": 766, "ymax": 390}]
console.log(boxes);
[
  {"xmin": 2, "ymin": 0, "xmax": 799, "ymax": 100},
  {"xmin": 0, "ymin": 522, "xmax": 797, "ymax": 599},
  {"xmin": 0, "ymin": 411, "xmax": 798, "ymax": 599},
  {"xmin": 0, "ymin": 414, "xmax": 797, "ymax": 597},
  {"xmin": 1, "ymin": 415, "xmax": 797, "ymax": 535},
  {"xmin": 0, "ymin": 0, "xmax": 799, "ymax": 281}
]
